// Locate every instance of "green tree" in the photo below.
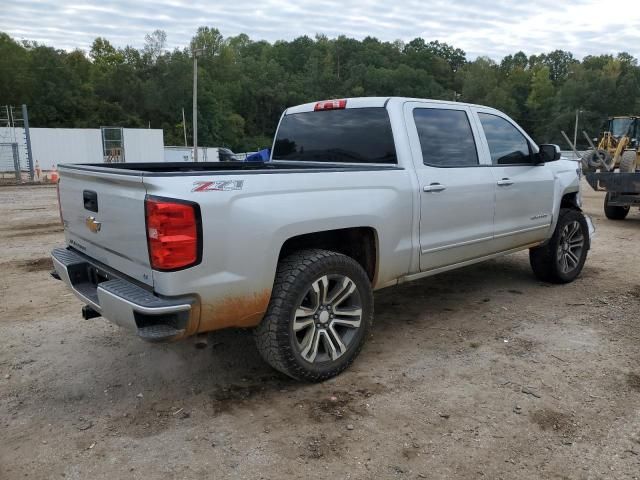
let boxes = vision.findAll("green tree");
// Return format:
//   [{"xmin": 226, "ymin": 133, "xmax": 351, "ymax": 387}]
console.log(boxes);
[
  {"xmin": 90, "ymin": 37, "xmax": 124, "ymax": 67},
  {"xmin": 526, "ymin": 66, "xmax": 555, "ymax": 140},
  {"xmin": 143, "ymin": 29, "xmax": 167, "ymax": 63},
  {"xmin": 3, "ymin": 28, "xmax": 640, "ymax": 152}
]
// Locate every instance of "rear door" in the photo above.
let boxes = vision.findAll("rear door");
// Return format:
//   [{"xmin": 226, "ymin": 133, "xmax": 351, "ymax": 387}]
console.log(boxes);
[
  {"xmin": 58, "ymin": 167, "xmax": 153, "ymax": 286},
  {"xmin": 404, "ymin": 102, "xmax": 496, "ymax": 271},
  {"xmin": 473, "ymin": 110, "xmax": 555, "ymax": 251}
]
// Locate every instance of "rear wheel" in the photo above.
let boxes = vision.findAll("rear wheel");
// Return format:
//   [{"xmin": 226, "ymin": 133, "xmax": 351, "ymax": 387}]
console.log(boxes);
[
  {"xmin": 529, "ymin": 208, "xmax": 589, "ymax": 284},
  {"xmin": 604, "ymin": 192, "xmax": 630, "ymax": 220},
  {"xmin": 254, "ymin": 249, "xmax": 373, "ymax": 382}
]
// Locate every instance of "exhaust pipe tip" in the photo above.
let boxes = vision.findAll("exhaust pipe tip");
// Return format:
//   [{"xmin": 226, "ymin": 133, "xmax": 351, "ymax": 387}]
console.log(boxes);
[
  {"xmin": 194, "ymin": 333, "xmax": 208, "ymax": 349},
  {"xmin": 82, "ymin": 305, "xmax": 101, "ymax": 320}
]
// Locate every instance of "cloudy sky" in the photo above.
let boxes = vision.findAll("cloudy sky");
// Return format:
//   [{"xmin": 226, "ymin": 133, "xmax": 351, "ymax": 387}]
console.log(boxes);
[{"xmin": 2, "ymin": 0, "xmax": 640, "ymax": 60}]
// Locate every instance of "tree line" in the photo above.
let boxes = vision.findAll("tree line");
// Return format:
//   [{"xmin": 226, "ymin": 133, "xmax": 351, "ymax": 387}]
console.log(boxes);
[{"xmin": 1, "ymin": 28, "xmax": 639, "ymax": 152}]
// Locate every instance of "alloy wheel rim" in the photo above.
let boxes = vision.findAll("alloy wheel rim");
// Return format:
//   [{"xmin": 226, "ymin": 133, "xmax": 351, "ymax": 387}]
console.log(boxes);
[
  {"xmin": 292, "ymin": 274, "xmax": 362, "ymax": 363},
  {"xmin": 557, "ymin": 220, "xmax": 585, "ymax": 274}
]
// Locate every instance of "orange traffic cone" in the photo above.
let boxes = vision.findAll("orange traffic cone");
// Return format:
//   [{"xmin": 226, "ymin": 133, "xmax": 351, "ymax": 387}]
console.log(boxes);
[{"xmin": 50, "ymin": 164, "xmax": 59, "ymax": 183}]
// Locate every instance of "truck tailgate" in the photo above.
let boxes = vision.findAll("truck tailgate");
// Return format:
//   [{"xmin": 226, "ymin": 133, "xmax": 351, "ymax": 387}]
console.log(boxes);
[{"xmin": 58, "ymin": 167, "xmax": 153, "ymax": 286}]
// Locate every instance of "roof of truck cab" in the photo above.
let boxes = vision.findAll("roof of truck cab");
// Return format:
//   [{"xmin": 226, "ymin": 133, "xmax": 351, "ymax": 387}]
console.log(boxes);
[{"xmin": 284, "ymin": 96, "xmax": 502, "ymax": 115}]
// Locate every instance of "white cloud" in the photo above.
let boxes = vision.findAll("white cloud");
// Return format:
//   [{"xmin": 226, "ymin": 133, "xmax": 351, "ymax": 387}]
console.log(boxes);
[{"xmin": 1, "ymin": 0, "xmax": 639, "ymax": 60}]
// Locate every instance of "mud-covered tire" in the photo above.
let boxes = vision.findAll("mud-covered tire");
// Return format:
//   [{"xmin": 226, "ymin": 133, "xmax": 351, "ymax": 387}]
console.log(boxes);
[
  {"xmin": 620, "ymin": 150, "xmax": 637, "ymax": 173},
  {"xmin": 254, "ymin": 249, "xmax": 373, "ymax": 382},
  {"xmin": 582, "ymin": 149, "xmax": 612, "ymax": 172},
  {"xmin": 604, "ymin": 192, "xmax": 630, "ymax": 220},
  {"xmin": 529, "ymin": 208, "xmax": 589, "ymax": 284},
  {"xmin": 580, "ymin": 149, "xmax": 594, "ymax": 173}
]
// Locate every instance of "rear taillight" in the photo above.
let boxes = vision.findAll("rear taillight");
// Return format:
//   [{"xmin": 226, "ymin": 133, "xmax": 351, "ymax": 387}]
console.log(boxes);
[
  {"xmin": 145, "ymin": 197, "xmax": 201, "ymax": 271},
  {"xmin": 314, "ymin": 99, "xmax": 347, "ymax": 111}
]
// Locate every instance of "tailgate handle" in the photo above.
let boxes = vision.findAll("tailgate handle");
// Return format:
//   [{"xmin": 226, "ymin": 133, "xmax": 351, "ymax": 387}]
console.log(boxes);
[{"xmin": 83, "ymin": 190, "xmax": 99, "ymax": 212}]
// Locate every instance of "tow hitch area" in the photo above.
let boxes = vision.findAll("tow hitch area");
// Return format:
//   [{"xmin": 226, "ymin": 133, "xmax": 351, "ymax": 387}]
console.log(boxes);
[
  {"xmin": 51, "ymin": 247, "xmax": 195, "ymax": 342},
  {"xmin": 82, "ymin": 305, "xmax": 101, "ymax": 320}
]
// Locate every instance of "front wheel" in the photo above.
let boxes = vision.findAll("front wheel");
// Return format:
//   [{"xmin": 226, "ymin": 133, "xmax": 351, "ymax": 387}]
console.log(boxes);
[
  {"xmin": 254, "ymin": 249, "xmax": 373, "ymax": 382},
  {"xmin": 529, "ymin": 208, "xmax": 589, "ymax": 284}
]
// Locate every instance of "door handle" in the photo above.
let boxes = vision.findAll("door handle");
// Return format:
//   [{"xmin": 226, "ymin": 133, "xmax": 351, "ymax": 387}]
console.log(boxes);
[
  {"xmin": 497, "ymin": 178, "xmax": 513, "ymax": 186},
  {"xmin": 423, "ymin": 183, "xmax": 446, "ymax": 192}
]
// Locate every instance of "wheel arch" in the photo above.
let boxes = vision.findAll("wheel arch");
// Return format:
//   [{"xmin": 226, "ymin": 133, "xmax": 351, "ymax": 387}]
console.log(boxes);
[
  {"xmin": 544, "ymin": 188, "xmax": 582, "ymax": 247},
  {"xmin": 560, "ymin": 191, "xmax": 582, "ymax": 211},
  {"xmin": 278, "ymin": 227, "xmax": 378, "ymax": 284}
]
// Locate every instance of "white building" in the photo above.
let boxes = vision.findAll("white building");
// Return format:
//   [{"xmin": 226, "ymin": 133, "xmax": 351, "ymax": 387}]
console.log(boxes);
[{"xmin": 0, "ymin": 127, "xmax": 164, "ymax": 172}]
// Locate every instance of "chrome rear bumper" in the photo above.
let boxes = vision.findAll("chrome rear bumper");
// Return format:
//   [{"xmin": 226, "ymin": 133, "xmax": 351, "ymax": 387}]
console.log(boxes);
[{"xmin": 51, "ymin": 247, "xmax": 195, "ymax": 342}]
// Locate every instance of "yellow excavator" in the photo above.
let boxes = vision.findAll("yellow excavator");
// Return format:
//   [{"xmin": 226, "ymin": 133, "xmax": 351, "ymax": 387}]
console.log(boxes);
[
  {"xmin": 582, "ymin": 116, "xmax": 639, "ymax": 173},
  {"xmin": 582, "ymin": 116, "xmax": 640, "ymax": 220}
]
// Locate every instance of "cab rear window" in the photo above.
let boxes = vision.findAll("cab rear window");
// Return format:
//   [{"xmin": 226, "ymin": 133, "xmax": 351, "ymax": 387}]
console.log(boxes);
[{"xmin": 272, "ymin": 107, "xmax": 397, "ymax": 164}]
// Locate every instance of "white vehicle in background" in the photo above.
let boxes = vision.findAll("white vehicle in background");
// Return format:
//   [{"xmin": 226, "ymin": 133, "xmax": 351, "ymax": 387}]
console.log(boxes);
[{"xmin": 52, "ymin": 97, "xmax": 593, "ymax": 381}]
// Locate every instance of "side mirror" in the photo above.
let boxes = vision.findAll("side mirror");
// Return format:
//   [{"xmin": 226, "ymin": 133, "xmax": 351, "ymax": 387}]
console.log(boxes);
[{"xmin": 538, "ymin": 144, "xmax": 561, "ymax": 163}]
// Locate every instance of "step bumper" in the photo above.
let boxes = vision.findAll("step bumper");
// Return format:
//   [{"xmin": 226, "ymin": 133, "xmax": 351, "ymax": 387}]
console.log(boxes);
[{"xmin": 51, "ymin": 247, "xmax": 196, "ymax": 342}]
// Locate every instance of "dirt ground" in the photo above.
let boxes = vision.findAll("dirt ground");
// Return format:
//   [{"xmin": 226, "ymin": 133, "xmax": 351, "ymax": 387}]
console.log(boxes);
[{"xmin": 1, "ymin": 182, "xmax": 639, "ymax": 480}]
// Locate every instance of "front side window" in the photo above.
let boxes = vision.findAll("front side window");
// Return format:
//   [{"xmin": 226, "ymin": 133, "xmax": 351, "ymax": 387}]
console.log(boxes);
[
  {"xmin": 272, "ymin": 107, "xmax": 397, "ymax": 164},
  {"xmin": 413, "ymin": 108, "xmax": 478, "ymax": 167},
  {"xmin": 478, "ymin": 113, "xmax": 532, "ymax": 165}
]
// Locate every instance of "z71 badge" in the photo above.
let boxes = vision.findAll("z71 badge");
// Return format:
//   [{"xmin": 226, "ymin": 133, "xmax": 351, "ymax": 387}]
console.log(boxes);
[{"xmin": 192, "ymin": 180, "xmax": 244, "ymax": 192}]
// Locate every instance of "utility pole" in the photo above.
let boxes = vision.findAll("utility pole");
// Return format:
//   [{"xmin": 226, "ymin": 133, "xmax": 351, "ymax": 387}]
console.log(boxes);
[
  {"xmin": 182, "ymin": 108, "xmax": 187, "ymax": 147},
  {"xmin": 192, "ymin": 47, "xmax": 203, "ymax": 162},
  {"xmin": 573, "ymin": 109, "xmax": 583, "ymax": 151},
  {"xmin": 21, "ymin": 104, "xmax": 34, "ymax": 181}
]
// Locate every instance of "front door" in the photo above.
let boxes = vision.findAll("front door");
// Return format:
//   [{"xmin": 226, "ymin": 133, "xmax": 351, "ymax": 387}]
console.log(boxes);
[
  {"xmin": 474, "ymin": 110, "xmax": 555, "ymax": 251},
  {"xmin": 405, "ymin": 102, "xmax": 496, "ymax": 271}
]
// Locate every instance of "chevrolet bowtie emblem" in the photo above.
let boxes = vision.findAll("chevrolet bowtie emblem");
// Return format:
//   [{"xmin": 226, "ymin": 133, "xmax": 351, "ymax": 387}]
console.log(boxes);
[{"xmin": 85, "ymin": 216, "xmax": 102, "ymax": 233}]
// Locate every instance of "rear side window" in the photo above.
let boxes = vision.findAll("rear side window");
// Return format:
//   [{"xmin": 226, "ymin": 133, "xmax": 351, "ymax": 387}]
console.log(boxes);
[
  {"xmin": 478, "ymin": 113, "xmax": 532, "ymax": 165},
  {"xmin": 272, "ymin": 107, "xmax": 397, "ymax": 164},
  {"xmin": 413, "ymin": 108, "xmax": 478, "ymax": 167}
]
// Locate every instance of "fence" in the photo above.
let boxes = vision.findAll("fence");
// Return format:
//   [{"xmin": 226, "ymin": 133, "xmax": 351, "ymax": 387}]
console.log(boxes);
[{"xmin": 0, "ymin": 105, "xmax": 36, "ymax": 183}]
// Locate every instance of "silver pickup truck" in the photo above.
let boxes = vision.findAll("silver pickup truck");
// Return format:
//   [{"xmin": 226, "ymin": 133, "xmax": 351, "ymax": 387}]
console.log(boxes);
[{"xmin": 52, "ymin": 97, "xmax": 593, "ymax": 381}]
